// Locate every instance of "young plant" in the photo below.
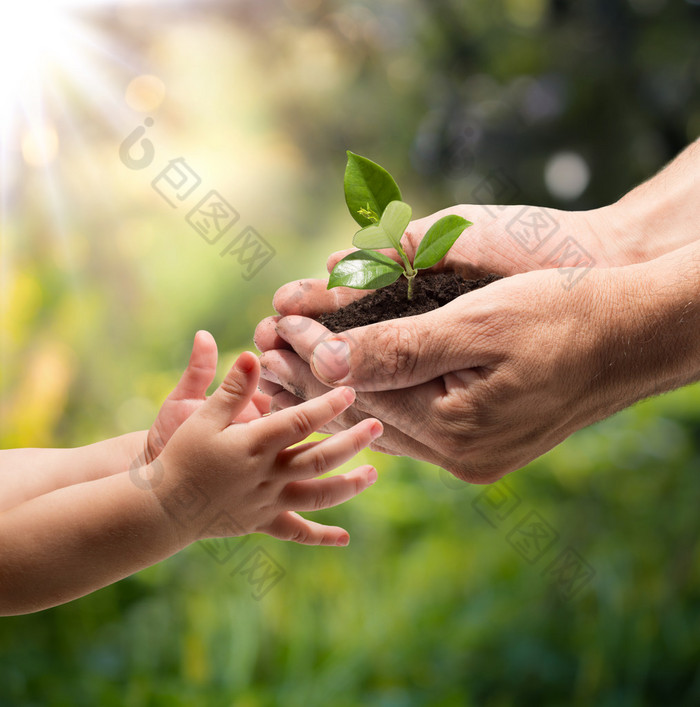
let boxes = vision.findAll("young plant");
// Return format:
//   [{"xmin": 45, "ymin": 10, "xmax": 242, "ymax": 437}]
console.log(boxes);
[{"xmin": 328, "ymin": 151, "xmax": 472, "ymax": 299}]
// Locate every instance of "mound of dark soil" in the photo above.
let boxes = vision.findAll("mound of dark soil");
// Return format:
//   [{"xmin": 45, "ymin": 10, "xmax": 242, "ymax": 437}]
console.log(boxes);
[{"xmin": 318, "ymin": 272, "xmax": 502, "ymax": 333}]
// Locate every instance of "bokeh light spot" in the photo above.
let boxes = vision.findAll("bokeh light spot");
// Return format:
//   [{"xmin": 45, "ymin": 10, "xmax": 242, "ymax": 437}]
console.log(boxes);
[
  {"xmin": 21, "ymin": 123, "xmax": 59, "ymax": 166},
  {"xmin": 544, "ymin": 151, "xmax": 590, "ymax": 201},
  {"xmin": 504, "ymin": 0, "xmax": 546, "ymax": 29},
  {"xmin": 125, "ymin": 74, "xmax": 166, "ymax": 113}
]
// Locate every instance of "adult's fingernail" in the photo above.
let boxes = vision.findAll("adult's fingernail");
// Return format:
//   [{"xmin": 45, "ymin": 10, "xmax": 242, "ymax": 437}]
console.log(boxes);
[
  {"xmin": 275, "ymin": 315, "xmax": 310, "ymax": 342},
  {"xmin": 312, "ymin": 339, "xmax": 350, "ymax": 384},
  {"xmin": 259, "ymin": 364, "xmax": 280, "ymax": 385}
]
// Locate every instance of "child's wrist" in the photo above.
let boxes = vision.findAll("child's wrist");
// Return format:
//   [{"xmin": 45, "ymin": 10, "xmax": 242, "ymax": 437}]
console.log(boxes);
[{"xmin": 130, "ymin": 461, "xmax": 198, "ymax": 551}]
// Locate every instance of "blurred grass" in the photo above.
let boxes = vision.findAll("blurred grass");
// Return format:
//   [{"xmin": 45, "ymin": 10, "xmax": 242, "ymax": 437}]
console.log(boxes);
[{"xmin": 1, "ymin": 1, "xmax": 700, "ymax": 705}]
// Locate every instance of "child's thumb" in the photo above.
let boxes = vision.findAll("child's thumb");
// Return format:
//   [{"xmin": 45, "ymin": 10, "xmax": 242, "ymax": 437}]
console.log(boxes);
[
  {"xmin": 200, "ymin": 351, "xmax": 260, "ymax": 428},
  {"xmin": 171, "ymin": 330, "xmax": 218, "ymax": 400}
]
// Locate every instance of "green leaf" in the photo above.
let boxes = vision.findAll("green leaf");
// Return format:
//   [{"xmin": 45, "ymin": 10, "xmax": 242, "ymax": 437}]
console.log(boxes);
[
  {"xmin": 352, "ymin": 200, "xmax": 412, "ymax": 251},
  {"xmin": 344, "ymin": 151, "xmax": 402, "ymax": 228},
  {"xmin": 413, "ymin": 215, "xmax": 472, "ymax": 270},
  {"xmin": 327, "ymin": 250, "xmax": 404, "ymax": 290},
  {"xmin": 379, "ymin": 200, "xmax": 412, "ymax": 250},
  {"xmin": 352, "ymin": 223, "xmax": 393, "ymax": 250}
]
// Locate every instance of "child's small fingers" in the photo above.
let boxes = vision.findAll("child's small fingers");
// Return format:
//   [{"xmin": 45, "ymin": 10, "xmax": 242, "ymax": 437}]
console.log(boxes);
[
  {"xmin": 251, "ymin": 390, "xmax": 271, "ymax": 416},
  {"xmin": 269, "ymin": 391, "xmax": 366, "ymax": 435},
  {"xmin": 172, "ymin": 330, "xmax": 218, "ymax": 400},
  {"xmin": 270, "ymin": 393, "xmax": 350, "ymax": 434},
  {"xmin": 268, "ymin": 389, "xmax": 339, "ymax": 432},
  {"xmin": 280, "ymin": 419, "xmax": 383, "ymax": 479},
  {"xmin": 263, "ymin": 511, "xmax": 351, "ymax": 547},
  {"xmin": 280, "ymin": 464, "xmax": 378, "ymax": 511},
  {"xmin": 233, "ymin": 391, "xmax": 272, "ymax": 423},
  {"xmin": 200, "ymin": 351, "xmax": 260, "ymax": 429},
  {"xmin": 258, "ymin": 378, "xmax": 285, "ymax": 398},
  {"xmin": 250, "ymin": 386, "xmax": 356, "ymax": 449},
  {"xmin": 269, "ymin": 389, "xmax": 304, "ymax": 412}
]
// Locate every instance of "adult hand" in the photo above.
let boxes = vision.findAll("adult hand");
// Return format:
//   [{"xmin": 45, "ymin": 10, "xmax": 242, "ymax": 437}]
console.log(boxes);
[
  {"xmin": 255, "ymin": 142, "xmax": 700, "ymax": 481},
  {"xmin": 256, "ymin": 240, "xmax": 700, "ymax": 482},
  {"xmin": 255, "ymin": 202, "xmax": 617, "ymax": 480}
]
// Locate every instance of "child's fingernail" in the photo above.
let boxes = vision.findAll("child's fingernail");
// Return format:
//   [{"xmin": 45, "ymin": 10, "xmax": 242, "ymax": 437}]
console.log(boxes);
[
  {"xmin": 368, "ymin": 420, "xmax": 383, "ymax": 439},
  {"xmin": 367, "ymin": 467, "xmax": 378, "ymax": 485},
  {"xmin": 339, "ymin": 386, "xmax": 355, "ymax": 405},
  {"xmin": 313, "ymin": 339, "xmax": 350, "ymax": 384},
  {"xmin": 336, "ymin": 534, "xmax": 350, "ymax": 547},
  {"xmin": 235, "ymin": 353, "xmax": 256, "ymax": 373}
]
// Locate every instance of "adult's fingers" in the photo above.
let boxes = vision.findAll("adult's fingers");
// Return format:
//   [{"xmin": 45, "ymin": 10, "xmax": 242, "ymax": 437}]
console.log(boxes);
[
  {"xmin": 272, "ymin": 279, "xmax": 368, "ymax": 318},
  {"xmin": 254, "ymin": 316, "xmax": 290, "ymax": 353},
  {"xmin": 274, "ymin": 311, "xmax": 474, "ymax": 391},
  {"xmin": 198, "ymin": 351, "xmax": 259, "ymax": 429},
  {"xmin": 258, "ymin": 378, "xmax": 285, "ymax": 398},
  {"xmin": 260, "ymin": 348, "xmax": 334, "ymax": 398},
  {"xmin": 280, "ymin": 465, "xmax": 378, "ymax": 512},
  {"xmin": 263, "ymin": 511, "xmax": 350, "ymax": 546}
]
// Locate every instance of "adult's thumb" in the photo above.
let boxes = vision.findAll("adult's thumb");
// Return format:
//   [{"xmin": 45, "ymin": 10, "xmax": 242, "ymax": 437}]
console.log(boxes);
[
  {"xmin": 200, "ymin": 351, "xmax": 260, "ymax": 427},
  {"xmin": 310, "ymin": 308, "xmax": 460, "ymax": 392}
]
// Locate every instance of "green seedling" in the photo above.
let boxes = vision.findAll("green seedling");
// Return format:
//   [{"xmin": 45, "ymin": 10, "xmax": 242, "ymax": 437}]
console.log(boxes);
[{"xmin": 328, "ymin": 151, "xmax": 472, "ymax": 299}]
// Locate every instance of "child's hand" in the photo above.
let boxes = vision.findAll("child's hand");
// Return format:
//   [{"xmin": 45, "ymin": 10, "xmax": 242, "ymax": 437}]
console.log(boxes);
[
  {"xmin": 145, "ymin": 331, "xmax": 270, "ymax": 463},
  {"xmin": 155, "ymin": 351, "xmax": 382, "ymax": 547}
]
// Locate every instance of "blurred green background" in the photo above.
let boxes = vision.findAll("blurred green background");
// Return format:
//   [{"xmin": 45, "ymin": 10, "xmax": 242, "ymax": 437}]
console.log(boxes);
[{"xmin": 1, "ymin": 0, "xmax": 700, "ymax": 705}]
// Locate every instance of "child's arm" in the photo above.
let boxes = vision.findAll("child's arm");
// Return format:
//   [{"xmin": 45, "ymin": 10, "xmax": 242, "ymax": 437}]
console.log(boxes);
[
  {"xmin": 0, "ymin": 332, "xmax": 267, "ymax": 512},
  {"xmin": 0, "ymin": 433, "xmax": 147, "ymax": 512},
  {"xmin": 0, "ymin": 352, "xmax": 381, "ymax": 616}
]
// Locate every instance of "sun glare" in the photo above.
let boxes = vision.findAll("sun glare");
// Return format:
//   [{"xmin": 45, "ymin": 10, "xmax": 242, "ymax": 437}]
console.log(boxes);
[
  {"xmin": 0, "ymin": 3, "xmax": 72, "ymax": 136},
  {"xmin": 0, "ymin": 0, "xmax": 132, "ymax": 160}
]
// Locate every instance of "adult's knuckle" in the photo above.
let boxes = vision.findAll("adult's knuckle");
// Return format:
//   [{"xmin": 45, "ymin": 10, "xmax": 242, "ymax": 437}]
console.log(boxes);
[
  {"xmin": 372, "ymin": 323, "xmax": 420, "ymax": 379},
  {"xmin": 436, "ymin": 384, "xmax": 499, "ymax": 439}
]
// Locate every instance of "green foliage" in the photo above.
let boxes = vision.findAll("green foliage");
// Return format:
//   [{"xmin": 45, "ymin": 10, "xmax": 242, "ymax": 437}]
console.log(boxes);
[
  {"xmin": 344, "ymin": 151, "xmax": 402, "ymax": 228},
  {"xmin": 353, "ymin": 199, "xmax": 412, "ymax": 251},
  {"xmin": 326, "ymin": 249, "xmax": 403, "ymax": 290},
  {"xmin": 413, "ymin": 214, "xmax": 472, "ymax": 271},
  {"xmin": 331, "ymin": 153, "xmax": 472, "ymax": 298}
]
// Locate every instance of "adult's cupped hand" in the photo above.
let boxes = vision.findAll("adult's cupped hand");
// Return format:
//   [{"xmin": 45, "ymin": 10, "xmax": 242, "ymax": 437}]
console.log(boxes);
[{"xmin": 254, "ymin": 204, "xmax": 649, "ymax": 482}]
